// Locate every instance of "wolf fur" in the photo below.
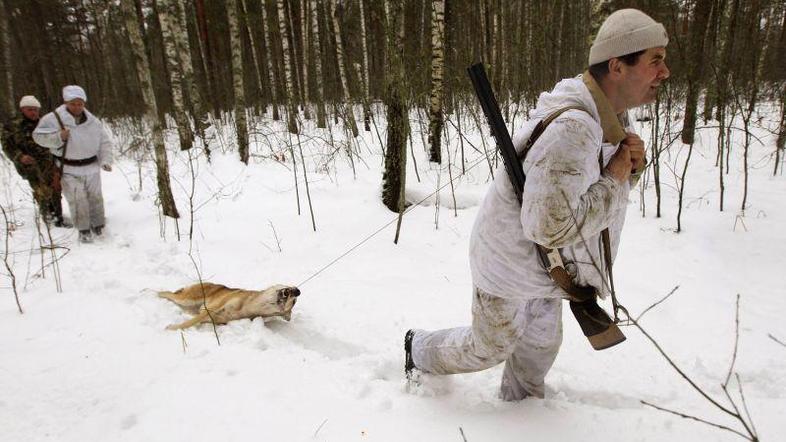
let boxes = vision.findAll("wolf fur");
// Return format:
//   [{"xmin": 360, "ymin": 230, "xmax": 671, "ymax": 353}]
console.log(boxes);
[{"xmin": 158, "ymin": 283, "xmax": 300, "ymax": 330}]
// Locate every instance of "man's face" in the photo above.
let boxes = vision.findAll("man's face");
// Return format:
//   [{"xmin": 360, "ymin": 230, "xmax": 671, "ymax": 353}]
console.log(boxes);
[
  {"xmin": 20, "ymin": 106, "xmax": 40, "ymax": 121},
  {"xmin": 65, "ymin": 99, "xmax": 85, "ymax": 116},
  {"xmin": 618, "ymin": 47, "xmax": 670, "ymax": 108}
]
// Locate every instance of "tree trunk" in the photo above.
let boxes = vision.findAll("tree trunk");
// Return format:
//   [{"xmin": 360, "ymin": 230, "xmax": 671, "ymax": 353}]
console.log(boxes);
[
  {"xmin": 382, "ymin": 0, "xmax": 407, "ymax": 213},
  {"xmin": 173, "ymin": 0, "xmax": 206, "ymax": 131},
  {"xmin": 120, "ymin": 0, "xmax": 179, "ymax": 219},
  {"xmin": 309, "ymin": 0, "xmax": 326, "ymax": 127},
  {"xmin": 259, "ymin": 0, "xmax": 280, "ymax": 121},
  {"xmin": 277, "ymin": 0, "xmax": 298, "ymax": 133},
  {"xmin": 680, "ymin": 0, "xmax": 712, "ymax": 145},
  {"xmin": 359, "ymin": 0, "xmax": 371, "ymax": 131},
  {"xmin": 329, "ymin": 0, "xmax": 358, "ymax": 137},
  {"xmin": 427, "ymin": 0, "xmax": 445, "ymax": 164},
  {"xmin": 0, "ymin": 0, "xmax": 13, "ymax": 120},
  {"xmin": 238, "ymin": 0, "xmax": 265, "ymax": 113},
  {"xmin": 226, "ymin": 0, "xmax": 250, "ymax": 162},
  {"xmin": 776, "ymin": 86, "xmax": 786, "ymax": 175},
  {"xmin": 157, "ymin": 0, "xmax": 195, "ymax": 150},
  {"xmin": 300, "ymin": 0, "xmax": 311, "ymax": 120}
]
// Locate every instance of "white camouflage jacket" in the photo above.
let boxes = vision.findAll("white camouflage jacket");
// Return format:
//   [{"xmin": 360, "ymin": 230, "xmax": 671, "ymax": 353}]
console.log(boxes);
[
  {"xmin": 33, "ymin": 105, "xmax": 113, "ymax": 176},
  {"xmin": 469, "ymin": 72, "xmax": 636, "ymax": 300}
]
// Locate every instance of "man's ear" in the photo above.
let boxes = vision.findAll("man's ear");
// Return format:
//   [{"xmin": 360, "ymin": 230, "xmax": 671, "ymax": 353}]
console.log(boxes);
[{"xmin": 608, "ymin": 58, "xmax": 624, "ymax": 79}]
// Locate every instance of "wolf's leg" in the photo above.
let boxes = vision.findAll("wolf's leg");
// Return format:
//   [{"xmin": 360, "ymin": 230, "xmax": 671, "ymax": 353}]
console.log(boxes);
[{"xmin": 166, "ymin": 310, "xmax": 210, "ymax": 330}]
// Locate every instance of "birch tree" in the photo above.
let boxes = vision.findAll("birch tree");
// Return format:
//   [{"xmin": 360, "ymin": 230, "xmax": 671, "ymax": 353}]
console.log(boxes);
[
  {"xmin": 329, "ymin": 0, "xmax": 359, "ymax": 138},
  {"xmin": 172, "ymin": 0, "xmax": 207, "ymax": 138},
  {"xmin": 359, "ymin": 0, "xmax": 371, "ymax": 131},
  {"xmin": 428, "ymin": 0, "xmax": 445, "ymax": 164},
  {"xmin": 158, "ymin": 0, "xmax": 194, "ymax": 150},
  {"xmin": 260, "ymin": 0, "xmax": 280, "ymax": 121},
  {"xmin": 277, "ymin": 0, "xmax": 299, "ymax": 134},
  {"xmin": 310, "ymin": 0, "xmax": 326, "ymax": 128},
  {"xmin": 382, "ymin": 0, "xmax": 408, "ymax": 213},
  {"xmin": 300, "ymin": 0, "xmax": 311, "ymax": 120},
  {"xmin": 226, "ymin": 0, "xmax": 250, "ymax": 163},
  {"xmin": 120, "ymin": 0, "xmax": 179, "ymax": 219}
]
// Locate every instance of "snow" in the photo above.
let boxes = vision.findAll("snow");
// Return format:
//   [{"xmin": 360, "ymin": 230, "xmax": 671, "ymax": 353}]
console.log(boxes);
[{"xmin": 1, "ymin": 107, "xmax": 784, "ymax": 441}]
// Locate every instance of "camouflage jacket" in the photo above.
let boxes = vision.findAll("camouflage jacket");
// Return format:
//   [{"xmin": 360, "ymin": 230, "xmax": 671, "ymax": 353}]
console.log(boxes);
[{"xmin": 1, "ymin": 115, "xmax": 56, "ymax": 181}]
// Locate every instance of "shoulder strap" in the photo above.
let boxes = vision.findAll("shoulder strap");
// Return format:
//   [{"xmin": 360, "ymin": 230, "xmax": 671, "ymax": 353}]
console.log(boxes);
[
  {"xmin": 518, "ymin": 105, "xmax": 591, "ymax": 160},
  {"xmin": 52, "ymin": 110, "xmax": 69, "ymax": 169}
]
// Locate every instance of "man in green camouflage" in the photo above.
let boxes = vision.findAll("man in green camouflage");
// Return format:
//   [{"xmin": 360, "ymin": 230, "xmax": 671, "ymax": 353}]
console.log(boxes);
[{"xmin": 1, "ymin": 95, "xmax": 68, "ymax": 227}]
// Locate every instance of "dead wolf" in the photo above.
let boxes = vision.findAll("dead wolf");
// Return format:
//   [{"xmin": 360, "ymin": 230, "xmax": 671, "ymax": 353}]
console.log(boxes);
[{"xmin": 159, "ymin": 283, "xmax": 301, "ymax": 330}]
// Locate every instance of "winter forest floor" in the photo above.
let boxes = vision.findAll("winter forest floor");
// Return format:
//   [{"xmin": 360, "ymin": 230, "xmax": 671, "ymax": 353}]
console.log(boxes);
[{"xmin": 1, "ymin": 104, "xmax": 785, "ymax": 442}]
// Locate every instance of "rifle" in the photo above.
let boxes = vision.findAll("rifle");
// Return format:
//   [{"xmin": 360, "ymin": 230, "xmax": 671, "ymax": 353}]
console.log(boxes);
[{"xmin": 466, "ymin": 63, "xmax": 625, "ymax": 350}]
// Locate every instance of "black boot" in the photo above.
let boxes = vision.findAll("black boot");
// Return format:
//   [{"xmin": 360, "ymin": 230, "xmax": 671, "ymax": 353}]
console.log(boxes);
[
  {"xmin": 404, "ymin": 329, "xmax": 416, "ymax": 379},
  {"xmin": 569, "ymin": 299, "xmax": 625, "ymax": 350},
  {"xmin": 78, "ymin": 230, "xmax": 93, "ymax": 243}
]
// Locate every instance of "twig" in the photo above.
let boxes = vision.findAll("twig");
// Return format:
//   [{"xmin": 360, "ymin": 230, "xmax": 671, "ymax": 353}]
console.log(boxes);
[
  {"xmin": 636, "ymin": 285, "xmax": 680, "ymax": 322},
  {"xmin": 0, "ymin": 204, "xmax": 22, "ymax": 314},
  {"xmin": 268, "ymin": 220, "xmax": 282, "ymax": 252},
  {"xmin": 459, "ymin": 426, "xmax": 469, "ymax": 442},
  {"xmin": 313, "ymin": 418, "xmax": 328, "ymax": 437},
  {"xmin": 180, "ymin": 330, "xmax": 188, "ymax": 354},
  {"xmin": 187, "ymin": 250, "xmax": 220, "ymax": 346},
  {"xmin": 620, "ymin": 310, "xmax": 739, "ymax": 419},
  {"xmin": 735, "ymin": 373, "xmax": 758, "ymax": 438},
  {"xmin": 724, "ymin": 294, "xmax": 741, "ymax": 386},
  {"xmin": 640, "ymin": 401, "xmax": 751, "ymax": 440},
  {"xmin": 768, "ymin": 333, "xmax": 786, "ymax": 348}
]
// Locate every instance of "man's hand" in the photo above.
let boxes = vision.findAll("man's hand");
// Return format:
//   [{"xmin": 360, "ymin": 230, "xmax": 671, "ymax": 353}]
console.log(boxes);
[
  {"xmin": 101, "ymin": 164, "xmax": 112, "ymax": 172},
  {"xmin": 19, "ymin": 154, "xmax": 36, "ymax": 165},
  {"xmin": 604, "ymin": 144, "xmax": 632, "ymax": 184},
  {"xmin": 60, "ymin": 128, "xmax": 70, "ymax": 141},
  {"xmin": 622, "ymin": 132, "xmax": 646, "ymax": 174}
]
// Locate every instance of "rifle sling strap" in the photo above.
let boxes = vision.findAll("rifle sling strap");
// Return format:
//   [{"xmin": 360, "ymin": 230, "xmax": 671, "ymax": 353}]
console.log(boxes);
[
  {"xmin": 52, "ymin": 111, "xmax": 69, "ymax": 173},
  {"xmin": 521, "ymin": 105, "xmax": 614, "ymax": 302}
]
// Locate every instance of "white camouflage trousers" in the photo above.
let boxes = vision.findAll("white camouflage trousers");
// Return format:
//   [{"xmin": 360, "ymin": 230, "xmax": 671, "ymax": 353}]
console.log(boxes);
[
  {"xmin": 61, "ymin": 172, "xmax": 105, "ymax": 231},
  {"xmin": 411, "ymin": 288, "xmax": 563, "ymax": 400}
]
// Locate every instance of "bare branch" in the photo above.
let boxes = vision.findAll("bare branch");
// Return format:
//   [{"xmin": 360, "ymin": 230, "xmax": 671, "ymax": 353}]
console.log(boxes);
[
  {"xmin": 724, "ymin": 294, "xmax": 742, "ymax": 386},
  {"xmin": 640, "ymin": 401, "xmax": 752, "ymax": 441},
  {"xmin": 768, "ymin": 333, "xmax": 786, "ymax": 348},
  {"xmin": 636, "ymin": 285, "xmax": 680, "ymax": 322},
  {"xmin": 735, "ymin": 374, "xmax": 758, "ymax": 439}
]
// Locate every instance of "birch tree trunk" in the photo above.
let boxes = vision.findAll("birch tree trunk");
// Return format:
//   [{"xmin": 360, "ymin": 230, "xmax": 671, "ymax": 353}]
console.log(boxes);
[
  {"xmin": 382, "ymin": 0, "xmax": 408, "ymax": 213},
  {"xmin": 226, "ymin": 0, "xmax": 250, "ymax": 163},
  {"xmin": 173, "ymin": 0, "xmax": 207, "ymax": 139},
  {"xmin": 158, "ymin": 0, "xmax": 194, "ymax": 150},
  {"xmin": 300, "ymin": 0, "xmax": 311, "ymax": 120},
  {"xmin": 428, "ymin": 0, "xmax": 445, "ymax": 164},
  {"xmin": 0, "ymin": 0, "xmax": 13, "ymax": 120},
  {"xmin": 359, "ymin": 0, "xmax": 371, "ymax": 131},
  {"xmin": 121, "ymin": 0, "xmax": 179, "ymax": 219},
  {"xmin": 329, "ymin": 0, "xmax": 359, "ymax": 138},
  {"xmin": 277, "ymin": 0, "xmax": 299, "ymax": 133},
  {"xmin": 310, "ymin": 0, "xmax": 326, "ymax": 128},
  {"xmin": 260, "ymin": 0, "xmax": 280, "ymax": 121}
]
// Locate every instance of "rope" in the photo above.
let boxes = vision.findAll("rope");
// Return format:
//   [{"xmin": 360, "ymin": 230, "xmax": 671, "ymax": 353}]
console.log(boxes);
[{"xmin": 297, "ymin": 154, "xmax": 491, "ymax": 287}]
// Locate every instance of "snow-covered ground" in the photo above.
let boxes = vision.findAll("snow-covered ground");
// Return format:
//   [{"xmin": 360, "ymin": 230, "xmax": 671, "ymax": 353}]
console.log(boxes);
[{"xmin": 1, "ymin": 107, "xmax": 784, "ymax": 442}]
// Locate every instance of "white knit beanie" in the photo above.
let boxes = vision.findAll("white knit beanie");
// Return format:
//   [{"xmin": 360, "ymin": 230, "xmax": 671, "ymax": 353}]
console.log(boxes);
[
  {"xmin": 62, "ymin": 85, "xmax": 87, "ymax": 102},
  {"xmin": 589, "ymin": 9, "xmax": 669, "ymax": 66},
  {"xmin": 19, "ymin": 95, "xmax": 41, "ymax": 108}
]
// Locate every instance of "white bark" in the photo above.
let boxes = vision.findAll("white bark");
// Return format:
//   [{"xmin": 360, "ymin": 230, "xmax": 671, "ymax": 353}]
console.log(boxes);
[
  {"xmin": 226, "ymin": 0, "xmax": 250, "ymax": 162},
  {"xmin": 277, "ymin": 0, "xmax": 299, "ymax": 133},
  {"xmin": 329, "ymin": 0, "xmax": 358, "ymax": 137}
]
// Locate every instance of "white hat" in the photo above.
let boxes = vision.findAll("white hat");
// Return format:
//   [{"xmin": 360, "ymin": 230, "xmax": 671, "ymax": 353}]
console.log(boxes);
[
  {"xmin": 62, "ymin": 85, "xmax": 87, "ymax": 102},
  {"xmin": 19, "ymin": 95, "xmax": 41, "ymax": 108},
  {"xmin": 589, "ymin": 9, "xmax": 669, "ymax": 66}
]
